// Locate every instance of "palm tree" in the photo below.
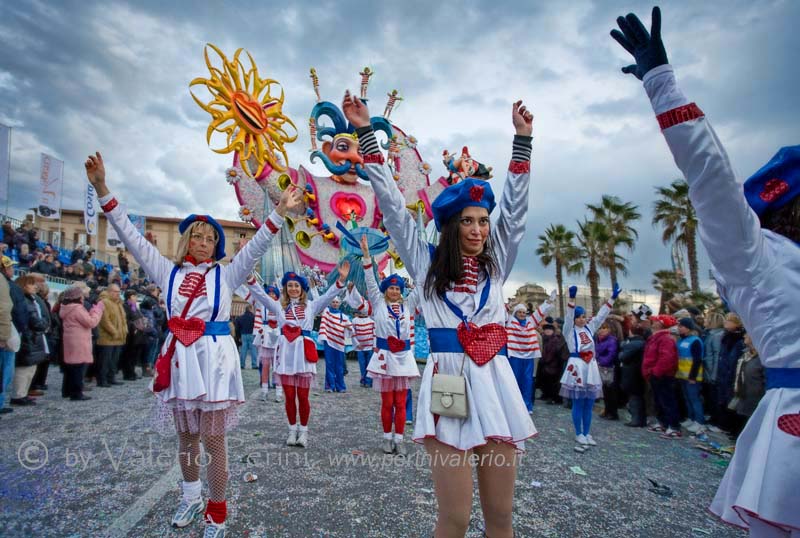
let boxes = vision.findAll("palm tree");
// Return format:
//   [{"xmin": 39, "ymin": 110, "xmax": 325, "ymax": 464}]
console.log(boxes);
[
  {"xmin": 652, "ymin": 179, "xmax": 700, "ymax": 291},
  {"xmin": 576, "ymin": 219, "xmax": 610, "ymax": 314},
  {"xmin": 652, "ymin": 269, "xmax": 689, "ymax": 314},
  {"xmin": 587, "ymin": 195, "xmax": 641, "ymax": 289},
  {"xmin": 536, "ymin": 224, "xmax": 582, "ymax": 317}
]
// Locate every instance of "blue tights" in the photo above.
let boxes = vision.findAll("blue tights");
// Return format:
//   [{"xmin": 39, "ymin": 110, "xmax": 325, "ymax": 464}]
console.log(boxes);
[{"xmin": 571, "ymin": 397, "xmax": 595, "ymax": 436}]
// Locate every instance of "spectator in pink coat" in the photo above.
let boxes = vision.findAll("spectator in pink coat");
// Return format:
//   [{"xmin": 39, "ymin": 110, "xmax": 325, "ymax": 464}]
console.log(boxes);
[{"xmin": 60, "ymin": 285, "xmax": 104, "ymax": 401}]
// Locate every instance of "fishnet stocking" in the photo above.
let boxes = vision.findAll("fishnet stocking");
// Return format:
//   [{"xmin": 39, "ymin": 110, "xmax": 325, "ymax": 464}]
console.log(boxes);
[
  {"xmin": 200, "ymin": 434, "xmax": 228, "ymax": 501},
  {"xmin": 177, "ymin": 431, "xmax": 201, "ymax": 483}
]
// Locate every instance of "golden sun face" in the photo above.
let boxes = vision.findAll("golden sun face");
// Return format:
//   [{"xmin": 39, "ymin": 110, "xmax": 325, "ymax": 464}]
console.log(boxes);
[{"xmin": 190, "ymin": 44, "xmax": 297, "ymax": 177}]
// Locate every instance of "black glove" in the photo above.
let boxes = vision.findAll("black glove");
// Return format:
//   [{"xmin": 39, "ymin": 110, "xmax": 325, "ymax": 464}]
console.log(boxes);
[{"xmin": 610, "ymin": 6, "xmax": 668, "ymax": 80}]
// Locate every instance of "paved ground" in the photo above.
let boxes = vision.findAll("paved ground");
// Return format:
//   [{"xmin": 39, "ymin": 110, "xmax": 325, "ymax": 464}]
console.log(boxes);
[{"xmin": 0, "ymin": 362, "xmax": 744, "ymax": 538}]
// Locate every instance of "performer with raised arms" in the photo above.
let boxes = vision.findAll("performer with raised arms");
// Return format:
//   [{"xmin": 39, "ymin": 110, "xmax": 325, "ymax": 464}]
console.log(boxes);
[
  {"xmin": 343, "ymin": 91, "xmax": 535, "ymax": 538},
  {"xmin": 611, "ymin": 7, "xmax": 800, "ymax": 535},
  {"xmin": 247, "ymin": 264, "xmax": 350, "ymax": 448},
  {"xmin": 84, "ymin": 152, "xmax": 302, "ymax": 537}
]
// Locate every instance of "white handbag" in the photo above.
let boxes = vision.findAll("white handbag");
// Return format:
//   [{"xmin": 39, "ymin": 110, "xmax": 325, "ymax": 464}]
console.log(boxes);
[
  {"xmin": 430, "ymin": 355, "xmax": 468, "ymax": 419},
  {"xmin": 8, "ymin": 324, "xmax": 20, "ymax": 353}
]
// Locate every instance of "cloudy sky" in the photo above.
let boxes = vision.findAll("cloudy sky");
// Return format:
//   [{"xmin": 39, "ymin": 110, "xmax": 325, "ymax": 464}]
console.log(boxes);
[{"xmin": 1, "ymin": 0, "xmax": 798, "ymax": 301}]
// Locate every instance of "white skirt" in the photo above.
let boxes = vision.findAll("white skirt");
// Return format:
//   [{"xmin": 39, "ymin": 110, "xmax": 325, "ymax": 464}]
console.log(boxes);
[
  {"xmin": 559, "ymin": 357, "xmax": 603, "ymax": 399},
  {"xmin": 366, "ymin": 349, "xmax": 421, "ymax": 378},
  {"xmin": 710, "ymin": 387, "xmax": 800, "ymax": 531},
  {"xmin": 413, "ymin": 353, "xmax": 537, "ymax": 452}
]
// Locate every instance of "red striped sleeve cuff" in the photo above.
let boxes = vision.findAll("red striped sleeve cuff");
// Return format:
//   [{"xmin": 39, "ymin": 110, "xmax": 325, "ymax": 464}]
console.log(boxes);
[
  {"xmin": 101, "ymin": 198, "xmax": 119, "ymax": 213},
  {"xmin": 656, "ymin": 103, "xmax": 704, "ymax": 130}
]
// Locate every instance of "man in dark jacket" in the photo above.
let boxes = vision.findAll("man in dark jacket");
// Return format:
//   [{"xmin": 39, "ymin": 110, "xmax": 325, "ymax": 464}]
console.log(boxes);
[
  {"xmin": 234, "ymin": 306, "xmax": 256, "ymax": 369},
  {"xmin": 619, "ymin": 325, "xmax": 647, "ymax": 427},
  {"xmin": 139, "ymin": 285, "xmax": 165, "ymax": 377},
  {"xmin": 537, "ymin": 323, "xmax": 569, "ymax": 404}
]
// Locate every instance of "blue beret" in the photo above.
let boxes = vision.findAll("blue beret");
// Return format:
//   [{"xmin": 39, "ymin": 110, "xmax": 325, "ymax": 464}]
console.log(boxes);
[
  {"xmin": 431, "ymin": 178, "xmax": 496, "ymax": 231},
  {"xmin": 178, "ymin": 214, "xmax": 226, "ymax": 260},
  {"xmin": 265, "ymin": 285, "xmax": 281, "ymax": 299},
  {"xmin": 281, "ymin": 271, "xmax": 309, "ymax": 292},
  {"xmin": 574, "ymin": 306, "xmax": 586, "ymax": 318},
  {"xmin": 379, "ymin": 273, "xmax": 405, "ymax": 294},
  {"xmin": 743, "ymin": 145, "xmax": 800, "ymax": 217}
]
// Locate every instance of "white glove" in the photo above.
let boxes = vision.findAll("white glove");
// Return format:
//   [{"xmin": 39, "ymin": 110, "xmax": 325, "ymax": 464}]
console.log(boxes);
[{"xmin": 548, "ymin": 289, "xmax": 557, "ymax": 303}]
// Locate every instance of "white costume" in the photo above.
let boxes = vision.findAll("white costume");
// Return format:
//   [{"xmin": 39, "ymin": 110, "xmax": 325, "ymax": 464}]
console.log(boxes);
[
  {"xmin": 643, "ymin": 64, "xmax": 800, "ymax": 532},
  {"xmin": 353, "ymin": 265, "xmax": 420, "ymax": 391},
  {"xmin": 559, "ymin": 300, "xmax": 614, "ymax": 400},
  {"xmin": 99, "ymin": 193, "xmax": 284, "ymax": 434},
  {"xmin": 249, "ymin": 279, "xmax": 345, "ymax": 386},
  {"xmin": 363, "ymin": 135, "xmax": 537, "ymax": 451}
]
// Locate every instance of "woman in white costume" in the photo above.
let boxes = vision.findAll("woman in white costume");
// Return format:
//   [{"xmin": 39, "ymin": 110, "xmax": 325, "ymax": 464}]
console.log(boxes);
[
  {"xmin": 247, "ymin": 265, "xmax": 349, "ymax": 448},
  {"xmin": 84, "ymin": 152, "xmax": 302, "ymax": 538},
  {"xmin": 343, "ymin": 91, "xmax": 535, "ymax": 538},
  {"xmin": 612, "ymin": 7, "xmax": 800, "ymax": 536}
]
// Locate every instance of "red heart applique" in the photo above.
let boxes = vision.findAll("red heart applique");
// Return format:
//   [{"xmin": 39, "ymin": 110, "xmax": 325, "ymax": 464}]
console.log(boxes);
[
  {"xmin": 760, "ymin": 178, "xmax": 790, "ymax": 203},
  {"xmin": 567, "ymin": 364, "xmax": 574, "ymax": 372},
  {"xmin": 268, "ymin": 320, "xmax": 278, "ymax": 329},
  {"xmin": 469, "ymin": 185, "xmax": 484, "ymax": 202},
  {"xmin": 387, "ymin": 336, "xmax": 406, "ymax": 353},
  {"xmin": 456, "ymin": 322, "xmax": 508, "ymax": 366},
  {"xmin": 777, "ymin": 413, "xmax": 800, "ymax": 438},
  {"xmin": 282, "ymin": 325, "xmax": 302, "ymax": 342},
  {"xmin": 577, "ymin": 378, "xmax": 582, "ymax": 384},
  {"xmin": 579, "ymin": 351, "xmax": 594, "ymax": 364},
  {"xmin": 167, "ymin": 317, "xmax": 206, "ymax": 347},
  {"xmin": 571, "ymin": 370, "xmax": 578, "ymax": 377}
]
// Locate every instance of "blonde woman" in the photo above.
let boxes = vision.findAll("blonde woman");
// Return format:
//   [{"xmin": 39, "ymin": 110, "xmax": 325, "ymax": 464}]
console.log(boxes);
[{"xmin": 85, "ymin": 151, "xmax": 302, "ymax": 537}]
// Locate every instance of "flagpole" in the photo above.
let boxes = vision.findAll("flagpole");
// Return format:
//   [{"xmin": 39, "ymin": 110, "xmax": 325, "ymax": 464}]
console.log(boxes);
[{"xmin": 56, "ymin": 164, "xmax": 64, "ymax": 248}]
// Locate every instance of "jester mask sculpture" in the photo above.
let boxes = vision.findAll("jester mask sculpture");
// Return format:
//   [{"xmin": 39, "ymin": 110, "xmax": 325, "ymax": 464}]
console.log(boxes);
[{"xmin": 191, "ymin": 46, "xmax": 492, "ymax": 273}]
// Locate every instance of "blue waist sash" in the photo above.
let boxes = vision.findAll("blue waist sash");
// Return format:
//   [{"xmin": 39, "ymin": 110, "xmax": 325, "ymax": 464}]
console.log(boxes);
[
  {"xmin": 204, "ymin": 321, "xmax": 231, "ymax": 336},
  {"xmin": 375, "ymin": 337, "xmax": 411, "ymax": 351},
  {"xmin": 765, "ymin": 368, "xmax": 800, "ymax": 390},
  {"xmin": 428, "ymin": 328, "xmax": 507, "ymax": 356}
]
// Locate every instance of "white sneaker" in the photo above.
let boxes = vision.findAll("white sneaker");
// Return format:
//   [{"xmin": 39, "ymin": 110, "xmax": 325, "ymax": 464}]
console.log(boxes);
[
  {"xmin": 680, "ymin": 419, "xmax": 695, "ymax": 429},
  {"xmin": 381, "ymin": 438, "xmax": 394, "ymax": 454},
  {"xmin": 692, "ymin": 425, "xmax": 707, "ymax": 436},
  {"xmin": 576, "ymin": 434, "xmax": 588, "ymax": 445},
  {"xmin": 584, "ymin": 435, "xmax": 597, "ymax": 446},
  {"xmin": 203, "ymin": 516, "xmax": 226, "ymax": 538},
  {"xmin": 274, "ymin": 387, "xmax": 283, "ymax": 402},
  {"xmin": 686, "ymin": 422, "xmax": 701, "ymax": 434},
  {"xmin": 706, "ymin": 424, "xmax": 723, "ymax": 433},
  {"xmin": 296, "ymin": 430, "xmax": 308, "ymax": 448},
  {"xmin": 286, "ymin": 429, "xmax": 298, "ymax": 446},
  {"xmin": 171, "ymin": 497, "xmax": 204, "ymax": 528},
  {"xmin": 261, "ymin": 390, "xmax": 269, "ymax": 402},
  {"xmin": 394, "ymin": 439, "xmax": 407, "ymax": 456}
]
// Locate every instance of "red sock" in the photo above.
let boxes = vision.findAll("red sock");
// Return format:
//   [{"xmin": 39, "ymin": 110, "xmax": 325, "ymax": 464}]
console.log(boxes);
[
  {"xmin": 297, "ymin": 386, "xmax": 311, "ymax": 426},
  {"xmin": 205, "ymin": 499, "xmax": 227, "ymax": 524},
  {"xmin": 380, "ymin": 391, "xmax": 394, "ymax": 433},
  {"xmin": 393, "ymin": 389, "xmax": 407, "ymax": 434},
  {"xmin": 283, "ymin": 384, "xmax": 297, "ymax": 425}
]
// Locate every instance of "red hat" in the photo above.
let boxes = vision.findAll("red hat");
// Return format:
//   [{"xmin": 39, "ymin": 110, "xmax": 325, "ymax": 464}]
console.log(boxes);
[{"xmin": 650, "ymin": 315, "xmax": 677, "ymax": 329}]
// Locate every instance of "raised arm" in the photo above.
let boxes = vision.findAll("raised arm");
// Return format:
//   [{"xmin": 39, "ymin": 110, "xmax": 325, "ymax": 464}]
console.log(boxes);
[
  {"xmin": 245, "ymin": 276, "xmax": 281, "ymax": 316},
  {"xmin": 588, "ymin": 285, "xmax": 620, "ymax": 333},
  {"xmin": 530, "ymin": 290, "xmax": 557, "ymax": 327},
  {"xmin": 611, "ymin": 7, "xmax": 765, "ymax": 282},
  {"xmin": 563, "ymin": 286, "xmax": 577, "ymax": 353},
  {"xmin": 308, "ymin": 261, "xmax": 350, "ymax": 318},
  {"xmin": 342, "ymin": 91, "xmax": 430, "ymax": 282},
  {"xmin": 225, "ymin": 187, "xmax": 304, "ymax": 288},
  {"xmin": 344, "ymin": 282, "xmax": 369, "ymax": 314},
  {"xmin": 359, "ymin": 234, "xmax": 385, "ymax": 310},
  {"xmin": 492, "ymin": 101, "xmax": 534, "ymax": 281},
  {"xmin": 85, "ymin": 153, "xmax": 172, "ymax": 284}
]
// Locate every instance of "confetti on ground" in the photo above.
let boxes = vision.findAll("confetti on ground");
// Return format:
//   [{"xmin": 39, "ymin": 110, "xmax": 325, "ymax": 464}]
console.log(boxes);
[
  {"xmin": 569, "ymin": 466, "xmax": 588, "ymax": 476},
  {"xmin": 530, "ymin": 481, "xmax": 542, "ymax": 488}
]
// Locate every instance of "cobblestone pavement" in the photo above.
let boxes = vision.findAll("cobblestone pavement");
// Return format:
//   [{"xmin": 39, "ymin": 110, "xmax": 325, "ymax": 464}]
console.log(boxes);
[{"xmin": 0, "ymin": 363, "xmax": 743, "ymax": 537}]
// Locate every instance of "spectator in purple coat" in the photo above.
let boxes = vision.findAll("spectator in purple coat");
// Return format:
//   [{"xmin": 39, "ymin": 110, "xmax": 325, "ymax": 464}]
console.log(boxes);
[{"xmin": 596, "ymin": 319, "xmax": 621, "ymax": 420}]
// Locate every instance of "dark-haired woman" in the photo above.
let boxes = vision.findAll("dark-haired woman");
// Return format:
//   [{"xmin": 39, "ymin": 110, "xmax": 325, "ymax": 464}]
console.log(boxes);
[{"xmin": 344, "ymin": 91, "xmax": 534, "ymax": 538}]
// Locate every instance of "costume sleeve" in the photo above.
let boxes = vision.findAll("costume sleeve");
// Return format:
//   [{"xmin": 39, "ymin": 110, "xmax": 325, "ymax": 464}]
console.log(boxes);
[
  {"xmin": 406, "ymin": 287, "xmax": 421, "ymax": 316},
  {"xmin": 362, "ymin": 259, "xmax": 385, "ymax": 314},
  {"xmin": 309, "ymin": 280, "xmax": 346, "ymax": 319},
  {"xmin": 643, "ymin": 65, "xmax": 767, "ymax": 283},
  {"xmin": 563, "ymin": 301, "xmax": 576, "ymax": 353},
  {"xmin": 245, "ymin": 278, "xmax": 282, "ymax": 316},
  {"xmin": 98, "ymin": 193, "xmax": 172, "ymax": 285},
  {"xmin": 224, "ymin": 211, "xmax": 285, "ymax": 289},
  {"xmin": 345, "ymin": 285, "xmax": 368, "ymax": 314},
  {"xmin": 492, "ymin": 135, "xmax": 533, "ymax": 281},
  {"xmin": 80, "ymin": 302, "xmax": 106, "ymax": 329},
  {"xmin": 357, "ymin": 126, "xmax": 431, "ymax": 282},
  {"xmin": 530, "ymin": 299, "xmax": 554, "ymax": 327},
  {"xmin": 587, "ymin": 299, "xmax": 615, "ymax": 334}
]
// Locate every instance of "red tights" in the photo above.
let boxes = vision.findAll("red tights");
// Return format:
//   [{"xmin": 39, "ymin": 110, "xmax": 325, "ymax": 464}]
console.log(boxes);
[
  {"xmin": 282, "ymin": 385, "xmax": 310, "ymax": 426},
  {"xmin": 380, "ymin": 390, "xmax": 407, "ymax": 434}
]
